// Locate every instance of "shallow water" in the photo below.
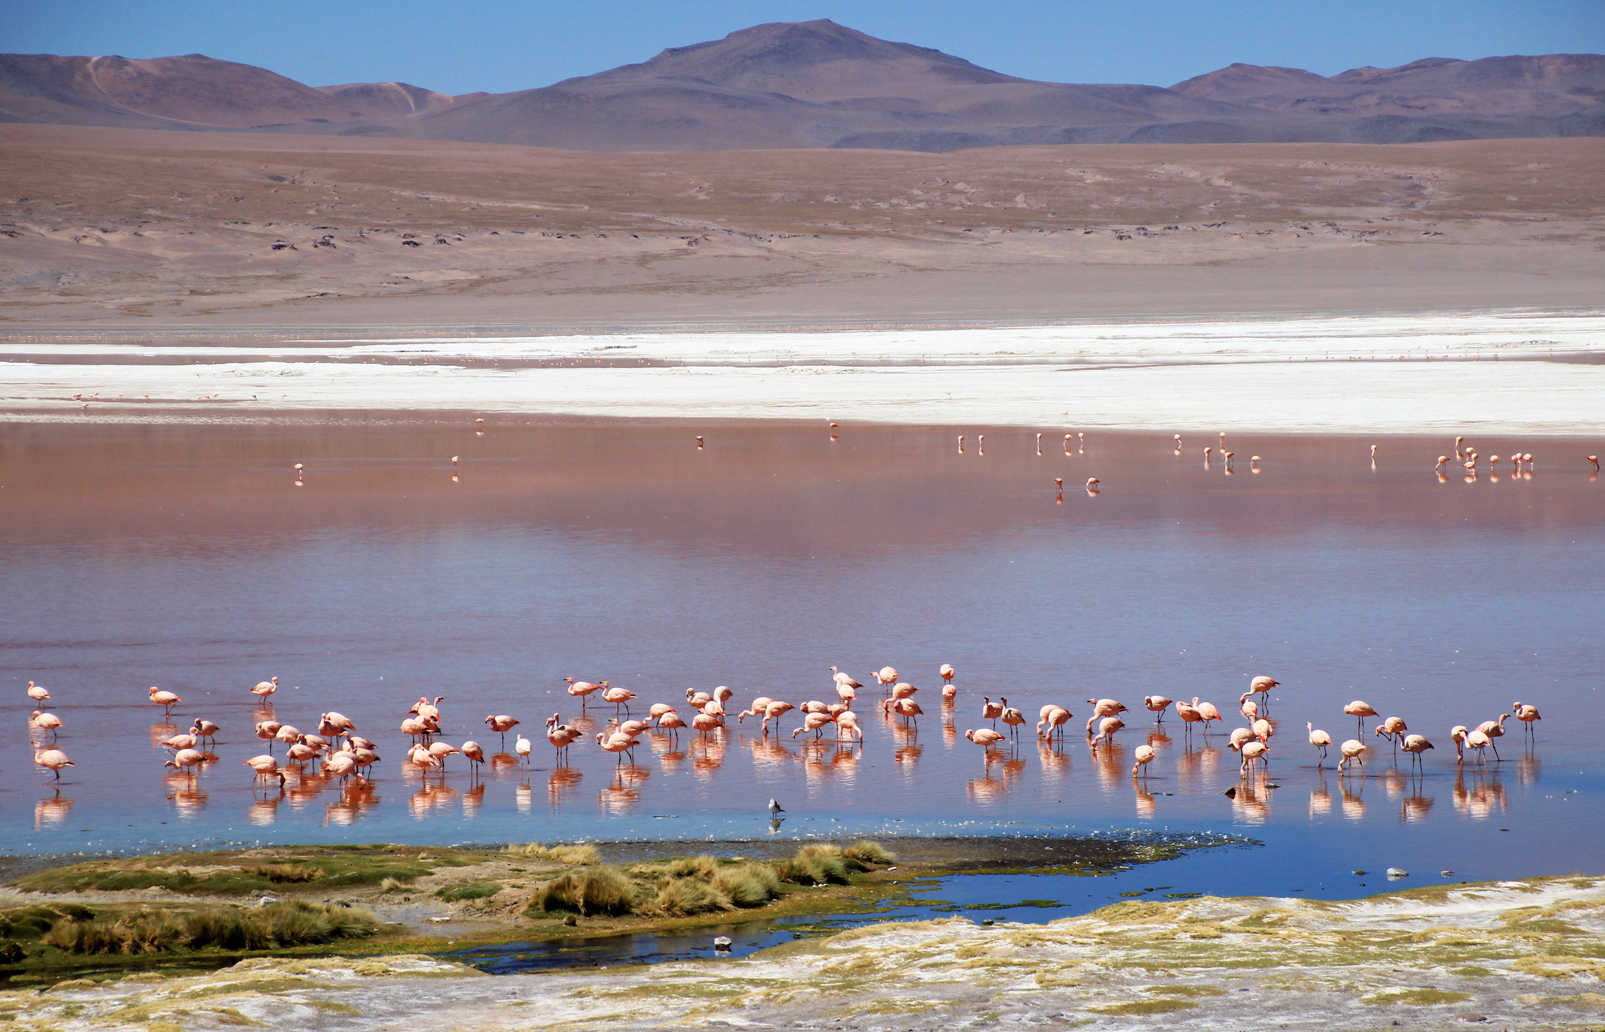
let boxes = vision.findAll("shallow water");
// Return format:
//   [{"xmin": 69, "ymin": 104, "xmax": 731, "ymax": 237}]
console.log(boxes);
[{"xmin": 1, "ymin": 418, "xmax": 1600, "ymax": 899}]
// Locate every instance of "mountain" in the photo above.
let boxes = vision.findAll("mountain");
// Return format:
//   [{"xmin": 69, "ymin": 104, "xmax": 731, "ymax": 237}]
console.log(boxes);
[
  {"xmin": 0, "ymin": 52, "xmax": 454, "ymax": 129},
  {"xmin": 1172, "ymin": 54, "xmax": 1605, "ymax": 117},
  {"xmin": 1, "ymin": 22, "xmax": 1601, "ymax": 150}
]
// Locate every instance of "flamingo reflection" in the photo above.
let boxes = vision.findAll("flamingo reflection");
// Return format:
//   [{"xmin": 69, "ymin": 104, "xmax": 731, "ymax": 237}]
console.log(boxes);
[{"xmin": 34, "ymin": 793, "xmax": 74, "ymax": 829}]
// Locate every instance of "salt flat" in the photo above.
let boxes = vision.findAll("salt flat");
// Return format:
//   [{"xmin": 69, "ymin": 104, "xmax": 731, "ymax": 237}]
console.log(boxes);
[{"xmin": 4, "ymin": 311, "xmax": 1602, "ymax": 434}]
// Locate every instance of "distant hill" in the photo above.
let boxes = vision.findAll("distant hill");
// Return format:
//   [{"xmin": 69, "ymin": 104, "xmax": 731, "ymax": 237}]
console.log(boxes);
[{"xmin": 2, "ymin": 22, "xmax": 1600, "ymax": 150}]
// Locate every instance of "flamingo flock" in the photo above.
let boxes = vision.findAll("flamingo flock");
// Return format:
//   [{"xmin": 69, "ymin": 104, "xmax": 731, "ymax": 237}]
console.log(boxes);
[{"xmin": 19, "ymin": 650, "xmax": 1547, "ymax": 823}]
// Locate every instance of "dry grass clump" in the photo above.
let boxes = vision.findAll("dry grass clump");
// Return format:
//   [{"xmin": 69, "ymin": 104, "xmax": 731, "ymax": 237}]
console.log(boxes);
[
  {"xmin": 777, "ymin": 842, "xmax": 893, "ymax": 885},
  {"xmin": 650, "ymin": 878, "xmax": 730, "ymax": 916},
  {"xmin": 526, "ymin": 843, "xmax": 886, "ymax": 920},
  {"xmin": 712, "ymin": 863, "xmax": 783, "ymax": 908},
  {"xmin": 506, "ymin": 843, "xmax": 600, "ymax": 866},
  {"xmin": 529, "ymin": 867, "xmax": 638, "ymax": 917},
  {"xmin": 42, "ymin": 901, "xmax": 377, "ymax": 955}
]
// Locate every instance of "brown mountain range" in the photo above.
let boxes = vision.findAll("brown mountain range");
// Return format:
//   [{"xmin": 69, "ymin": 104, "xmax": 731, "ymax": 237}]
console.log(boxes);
[{"xmin": 2, "ymin": 20, "xmax": 1600, "ymax": 150}]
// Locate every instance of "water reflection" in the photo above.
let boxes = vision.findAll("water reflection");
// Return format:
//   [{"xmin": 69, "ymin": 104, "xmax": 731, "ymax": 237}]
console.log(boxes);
[{"xmin": 34, "ymin": 793, "xmax": 73, "ymax": 829}]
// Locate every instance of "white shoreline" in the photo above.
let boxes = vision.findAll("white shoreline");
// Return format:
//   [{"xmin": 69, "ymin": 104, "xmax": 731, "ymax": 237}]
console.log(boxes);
[{"xmin": 3, "ymin": 311, "xmax": 1603, "ymax": 434}]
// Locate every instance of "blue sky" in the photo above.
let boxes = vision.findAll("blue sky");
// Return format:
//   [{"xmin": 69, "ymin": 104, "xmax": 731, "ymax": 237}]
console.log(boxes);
[{"xmin": 3, "ymin": 1, "xmax": 1601, "ymax": 94}]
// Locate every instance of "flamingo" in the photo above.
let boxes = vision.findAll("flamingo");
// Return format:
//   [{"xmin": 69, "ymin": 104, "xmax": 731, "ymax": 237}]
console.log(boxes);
[
  {"xmin": 999, "ymin": 699, "xmax": 1026, "ymax": 739},
  {"xmin": 981, "ymin": 697, "xmax": 1003, "ymax": 728},
  {"xmin": 161, "ymin": 733, "xmax": 199, "ymax": 753},
  {"xmin": 1307, "ymin": 722, "xmax": 1331, "ymax": 767},
  {"xmin": 1132, "ymin": 744, "xmax": 1156, "ymax": 780},
  {"xmin": 1465, "ymin": 729, "xmax": 1491, "ymax": 766},
  {"xmin": 1144, "ymin": 695, "xmax": 1172, "ymax": 723},
  {"xmin": 891, "ymin": 682, "xmax": 918, "ymax": 703},
  {"xmin": 148, "ymin": 686, "xmax": 182, "ymax": 716},
  {"xmin": 835, "ymin": 681, "xmax": 857, "ymax": 704},
  {"xmin": 35, "ymin": 746, "xmax": 74, "ymax": 781},
  {"xmin": 1375, "ymin": 717, "xmax": 1408, "ymax": 759},
  {"xmin": 1337, "ymin": 739, "xmax": 1367, "ymax": 773},
  {"xmin": 485, "ymin": 714, "xmax": 520, "ymax": 748},
  {"xmin": 515, "ymin": 734, "xmax": 533, "ymax": 766},
  {"xmin": 190, "ymin": 719, "xmax": 220, "ymax": 748},
  {"xmin": 1239, "ymin": 692, "xmax": 1258, "ymax": 722},
  {"xmin": 30, "ymin": 712, "xmax": 63, "ymax": 741},
  {"xmin": 250, "ymin": 677, "xmax": 278, "ymax": 701},
  {"xmin": 319, "ymin": 711, "xmax": 355, "ymax": 736},
  {"xmin": 1228, "ymin": 726, "xmax": 1255, "ymax": 753},
  {"xmin": 1400, "ymin": 734, "xmax": 1434, "ymax": 773},
  {"xmin": 830, "ymin": 667, "xmax": 863, "ymax": 690},
  {"xmin": 965, "ymin": 728, "xmax": 1006, "ymax": 748},
  {"xmin": 324, "ymin": 752, "xmax": 360, "ymax": 782},
  {"xmin": 1511, "ymin": 702, "xmax": 1541, "ymax": 742},
  {"xmin": 413, "ymin": 696, "xmax": 444, "ymax": 722},
  {"xmin": 886, "ymin": 698, "xmax": 923, "ymax": 726},
  {"xmin": 427, "ymin": 741, "xmax": 460, "ymax": 769},
  {"xmin": 285, "ymin": 742, "xmax": 318, "ymax": 767},
  {"xmin": 1090, "ymin": 716, "xmax": 1124, "ymax": 749},
  {"xmin": 1450, "ymin": 725, "xmax": 1469, "ymax": 764},
  {"xmin": 166, "ymin": 747, "xmax": 206, "ymax": 777},
  {"xmin": 1475, "ymin": 714, "xmax": 1507, "ymax": 761},
  {"xmin": 1175, "ymin": 698, "xmax": 1203, "ymax": 740},
  {"xmin": 793, "ymin": 711, "xmax": 833, "ymax": 739},
  {"xmin": 737, "ymin": 697, "xmax": 773, "ymax": 722},
  {"xmin": 1252, "ymin": 718, "xmax": 1273, "ymax": 744},
  {"xmin": 656, "ymin": 710, "xmax": 686, "ymax": 742},
  {"xmin": 1239, "ymin": 740, "xmax": 1269, "ymax": 777},
  {"xmin": 692, "ymin": 712, "xmax": 724, "ymax": 736},
  {"xmin": 596, "ymin": 731, "xmax": 636, "ymax": 764},
  {"xmin": 461, "ymin": 740, "xmax": 485, "ymax": 774},
  {"xmin": 876, "ymin": 666, "xmax": 899, "ymax": 689},
  {"xmin": 599, "ymin": 686, "xmax": 635, "ymax": 714},
  {"xmin": 275, "ymin": 724, "xmax": 302, "ymax": 747},
  {"xmin": 1085, "ymin": 698, "xmax": 1128, "ymax": 734},
  {"xmin": 1037, "ymin": 705, "xmax": 1071, "ymax": 741},
  {"xmin": 836, "ymin": 711, "xmax": 863, "ymax": 742},
  {"xmin": 26, "ymin": 681, "xmax": 50, "ymax": 703},
  {"xmin": 759, "ymin": 701, "xmax": 795, "ymax": 737},
  {"xmin": 255, "ymin": 720, "xmax": 282, "ymax": 753},
  {"xmin": 242, "ymin": 754, "xmax": 280, "ymax": 783},
  {"xmin": 939, "ymin": 664, "xmax": 955, "ymax": 685},
  {"xmin": 563, "ymin": 678, "xmax": 602, "ymax": 707},
  {"xmin": 1343, "ymin": 700, "xmax": 1378, "ymax": 736},
  {"xmin": 1192, "ymin": 698, "xmax": 1222, "ymax": 734}
]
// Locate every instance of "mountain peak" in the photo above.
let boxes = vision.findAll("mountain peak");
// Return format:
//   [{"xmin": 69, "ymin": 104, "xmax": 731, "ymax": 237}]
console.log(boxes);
[{"xmin": 605, "ymin": 18, "xmax": 1018, "ymax": 99}]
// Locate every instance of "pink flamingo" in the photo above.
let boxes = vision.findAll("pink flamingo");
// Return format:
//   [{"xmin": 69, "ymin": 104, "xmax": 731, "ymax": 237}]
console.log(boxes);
[
  {"xmin": 1343, "ymin": 700, "xmax": 1378, "ymax": 736},
  {"xmin": 1144, "ymin": 695, "xmax": 1172, "ymax": 723},
  {"xmin": 148, "ymin": 686, "xmax": 181, "ymax": 716}
]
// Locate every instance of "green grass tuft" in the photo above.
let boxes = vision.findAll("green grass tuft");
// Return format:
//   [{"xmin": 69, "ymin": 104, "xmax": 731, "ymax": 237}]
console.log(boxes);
[
  {"xmin": 711, "ymin": 864, "xmax": 783, "ymax": 908},
  {"xmin": 434, "ymin": 881, "xmax": 502, "ymax": 902},
  {"xmin": 650, "ymin": 879, "xmax": 732, "ymax": 917}
]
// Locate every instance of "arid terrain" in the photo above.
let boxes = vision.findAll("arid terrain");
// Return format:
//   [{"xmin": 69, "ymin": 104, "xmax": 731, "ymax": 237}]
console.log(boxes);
[{"xmin": 1, "ymin": 128, "xmax": 1601, "ymax": 331}]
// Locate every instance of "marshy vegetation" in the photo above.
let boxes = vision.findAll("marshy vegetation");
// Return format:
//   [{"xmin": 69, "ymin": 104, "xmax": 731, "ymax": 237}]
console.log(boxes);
[
  {"xmin": 12, "ymin": 846, "xmax": 442, "ymax": 896},
  {"xmin": 40, "ymin": 901, "xmax": 378, "ymax": 955},
  {"xmin": 529, "ymin": 841, "xmax": 894, "ymax": 918}
]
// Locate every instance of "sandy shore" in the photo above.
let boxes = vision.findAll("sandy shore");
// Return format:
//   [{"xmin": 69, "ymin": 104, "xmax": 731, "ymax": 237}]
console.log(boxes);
[
  {"xmin": 13, "ymin": 875, "xmax": 1603, "ymax": 1030},
  {"xmin": 4, "ymin": 310, "xmax": 1602, "ymax": 434}
]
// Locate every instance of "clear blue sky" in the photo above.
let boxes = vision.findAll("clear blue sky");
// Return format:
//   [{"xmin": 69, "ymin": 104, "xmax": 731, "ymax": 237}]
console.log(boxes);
[{"xmin": 3, "ymin": 0, "xmax": 1601, "ymax": 93}]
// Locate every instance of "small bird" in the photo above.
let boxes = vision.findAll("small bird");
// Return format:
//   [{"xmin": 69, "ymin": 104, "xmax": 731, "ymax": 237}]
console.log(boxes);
[{"xmin": 768, "ymin": 798, "xmax": 785, "ymax": 817}]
